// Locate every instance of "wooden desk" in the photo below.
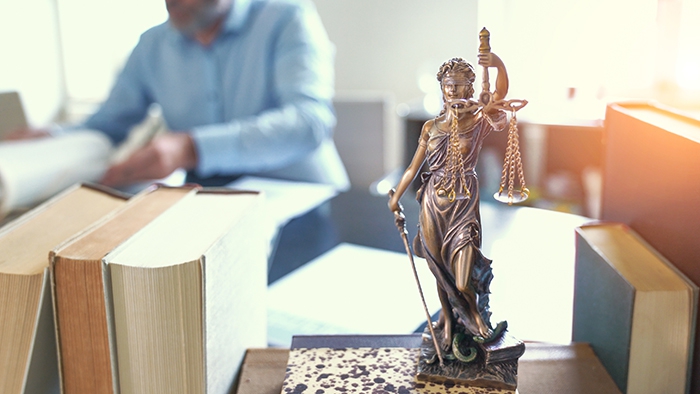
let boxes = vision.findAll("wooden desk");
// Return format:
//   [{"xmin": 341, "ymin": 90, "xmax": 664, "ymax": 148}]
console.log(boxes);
[{"xmin": 235, "ymin": 342, "xmax": 621, "ymax": 394}]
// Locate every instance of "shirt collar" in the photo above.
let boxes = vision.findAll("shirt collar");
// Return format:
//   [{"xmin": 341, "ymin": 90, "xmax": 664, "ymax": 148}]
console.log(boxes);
[
  {"xmin": 223, "ymin": 0, "xmax": 253, "ymax": 34},
  {"xmin": 166, "ymin": 0, "xmax": 254, "ymax": 42}
]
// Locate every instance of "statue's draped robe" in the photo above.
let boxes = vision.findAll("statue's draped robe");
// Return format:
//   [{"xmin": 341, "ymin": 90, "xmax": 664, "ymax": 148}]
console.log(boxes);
[{"xmin": 414, "ymin": 111, "xmax": 506, "ymax": 336}]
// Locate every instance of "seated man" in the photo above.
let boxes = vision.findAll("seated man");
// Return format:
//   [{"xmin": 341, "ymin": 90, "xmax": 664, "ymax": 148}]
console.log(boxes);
[{"xmin": 9, "ymin": 0, "xmax": 349, "ymax": 189}]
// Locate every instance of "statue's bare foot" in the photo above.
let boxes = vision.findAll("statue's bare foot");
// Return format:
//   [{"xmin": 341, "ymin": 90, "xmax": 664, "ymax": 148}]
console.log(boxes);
[
  {"xmin": 473, "ymin": 313, "xmax": 492, "ymax": 339},
  {"xmin": 479, "ymin": 328, "xmax": 493, "ymax": 340},
  {"xmin": 441, "ymin": 323, "xmax": 452, "ymax": 351},
  {"xmin": 474, "ymin": 321, "xmax": 508, "ymax": 344},
  {"xmin": 436, "ymin": 312, "xmax": 446, "ymax": 329}
]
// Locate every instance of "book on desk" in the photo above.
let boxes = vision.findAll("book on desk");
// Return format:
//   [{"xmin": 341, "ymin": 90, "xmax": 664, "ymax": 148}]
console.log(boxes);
[
  {"xmin": 0, "ymin": 184, "xmax": 127, "ymax": 394},
  {"xmin": 0, "ymin": 183, "xmax": 271, "ymax": 394},
  {"xmin": 600, "ymin": 101, "xmax": 700, "ymax": 392},
  {"xmin": 50, "ymin": 185, "xmax": 197, "ymax": 394},
  {"xmin": 105, "ymin": 188, "xmax": 268, "ymax": 394},
  {"xmin": 573, "ymin": 222, "xmax": 698, "ymax": 394}
]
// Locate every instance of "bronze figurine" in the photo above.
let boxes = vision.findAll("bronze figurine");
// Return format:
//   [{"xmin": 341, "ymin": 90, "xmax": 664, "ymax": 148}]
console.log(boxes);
[{"xmin": 389, "ymin": 28, "xmax": 527, "ymax": 390}]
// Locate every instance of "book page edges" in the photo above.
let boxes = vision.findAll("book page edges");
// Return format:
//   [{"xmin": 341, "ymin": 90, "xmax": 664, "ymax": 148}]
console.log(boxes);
[
  {"xmin": 627, "ymin": 290, "xmax": 690, "ymax": 393},
  {"xmin": 109, "ymin": 259, "xmax": 204, "ymax": 393}
]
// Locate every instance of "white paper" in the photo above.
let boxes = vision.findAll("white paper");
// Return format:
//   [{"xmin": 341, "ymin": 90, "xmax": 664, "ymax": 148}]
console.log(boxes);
[
  {"xmin": 226, "ymin": 176, "xmax": 338, "ymax": 228},
  {"xmin": 0, "ymin": 130, "xmax": 113, "ymax": 215}
]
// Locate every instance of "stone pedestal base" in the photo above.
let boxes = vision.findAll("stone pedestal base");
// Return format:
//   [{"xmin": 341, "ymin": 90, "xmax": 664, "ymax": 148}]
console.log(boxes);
[{"xmin": 416, "ymin": 325, "xmax": 525, "ymax": 391}]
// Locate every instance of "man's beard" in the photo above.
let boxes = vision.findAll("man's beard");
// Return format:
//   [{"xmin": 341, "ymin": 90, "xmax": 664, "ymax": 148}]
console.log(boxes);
[{"xmin": 168, "ymin": 1, "xmax": 229, "ymax": 36}]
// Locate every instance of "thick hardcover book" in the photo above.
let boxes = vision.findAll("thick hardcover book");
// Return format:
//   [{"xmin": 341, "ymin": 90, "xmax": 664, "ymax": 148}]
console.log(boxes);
[
  {"xmin": 573, "ymin": 222, "xmax": 698, "ymax": 394},
  {"xmin": 104, "ymin": 190, "xmax": 268, "ymax": 394},
  {"xmin": 283, "ymin": 334, "xmax": 517, "ymax": 393},
  {"xmin": 601, "ymin": 101, "xmax": 700, "ymax": 391},
  {"xmin": 50, "ymin": 185, "xmax": 198, "ymax": 394},
  {"xmin": 0, "ymin": 184, "xmax": 127, "ymax": 394}
]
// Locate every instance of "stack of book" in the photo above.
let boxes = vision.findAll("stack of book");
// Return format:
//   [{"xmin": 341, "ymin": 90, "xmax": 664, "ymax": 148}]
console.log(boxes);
[
  {"xmin": 0, "ymin": 183, "xmax": 269, "ymax": 394},
  {"xmin": 573, "ymin": 222, "xmax": 698, "ymax": 394},
  {"xmin": 600, "ymin": 100, "xmax": 700, "ymax": 392}
]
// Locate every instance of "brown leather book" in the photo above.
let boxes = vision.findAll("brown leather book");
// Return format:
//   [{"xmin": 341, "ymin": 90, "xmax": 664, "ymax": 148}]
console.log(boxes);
[{"xmin": 50, "ymin": 185, "xmax": 198, "ymax": 394}]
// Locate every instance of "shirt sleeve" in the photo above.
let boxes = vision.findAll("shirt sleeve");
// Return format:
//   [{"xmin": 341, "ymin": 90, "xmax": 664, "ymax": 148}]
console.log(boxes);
[
  {"xmin": 80, "ymin": 40, "xmax": 153, "ymax": 145},
  {"xmin": 190, "ymin": 1, "xmax": 337, "ymax": 177}
]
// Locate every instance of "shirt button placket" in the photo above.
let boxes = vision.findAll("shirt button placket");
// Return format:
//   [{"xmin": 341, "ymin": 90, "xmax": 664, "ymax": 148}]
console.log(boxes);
[{"xmin": 204, "ymin": 47, "xmax": 222, "ymax": 123}]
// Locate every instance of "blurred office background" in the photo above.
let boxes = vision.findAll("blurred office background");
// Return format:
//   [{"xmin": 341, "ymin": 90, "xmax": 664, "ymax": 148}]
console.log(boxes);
[
  {"xmin": 3, "ymin": 0, "xmax": 699, "ymax": 121},
  {"xmin": 1, "ymin": 0, "xmax": 698, "ymax": 214}
]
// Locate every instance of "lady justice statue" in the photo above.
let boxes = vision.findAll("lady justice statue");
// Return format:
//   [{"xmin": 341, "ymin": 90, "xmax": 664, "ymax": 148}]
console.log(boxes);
[{"xmin": 388, "ymin": 28, "xmax": 527, "ymax": 389}]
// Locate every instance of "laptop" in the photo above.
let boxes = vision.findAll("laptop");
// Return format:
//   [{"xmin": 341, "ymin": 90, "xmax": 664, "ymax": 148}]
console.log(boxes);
[{"xmin": 0, "ymin": 91, "xmax": 28, "ymax": 138}]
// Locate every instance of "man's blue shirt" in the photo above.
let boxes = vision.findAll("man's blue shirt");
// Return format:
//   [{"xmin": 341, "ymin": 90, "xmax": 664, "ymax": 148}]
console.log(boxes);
[{"xmin": 82, "ymin": 0, "xmax": 346, "ymax": 186}]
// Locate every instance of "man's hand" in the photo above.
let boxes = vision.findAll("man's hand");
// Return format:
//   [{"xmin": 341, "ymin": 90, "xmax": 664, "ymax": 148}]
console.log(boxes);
[
  {"xmin": 2, "ymin": 127, "xmax": 51, "ymax": 141},
  {"xmin": 100, "ymin": 132, "xmax": 197, "ymax": 187}
]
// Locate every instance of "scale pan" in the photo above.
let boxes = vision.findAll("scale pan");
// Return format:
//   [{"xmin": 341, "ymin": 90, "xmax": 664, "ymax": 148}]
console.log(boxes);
[{"xmin": 493, "ymin": 190, "xmax": 529, "ymax": 205}]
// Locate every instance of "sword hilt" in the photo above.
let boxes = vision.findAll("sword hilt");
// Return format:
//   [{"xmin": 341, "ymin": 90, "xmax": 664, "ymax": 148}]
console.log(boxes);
[{"xmin": 478, "ymin": 27, "xmax": 493, "ymax": 106}]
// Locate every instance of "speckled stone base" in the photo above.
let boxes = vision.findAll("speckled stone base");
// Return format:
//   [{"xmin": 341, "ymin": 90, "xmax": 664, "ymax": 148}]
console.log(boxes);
[
  {"xmin": 281, "ymin": 346, "xmax": 518, "ymax": 393},
  {"xmin": 416, "ymin": 326, "xmax": 525, "ymax": 391}
]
